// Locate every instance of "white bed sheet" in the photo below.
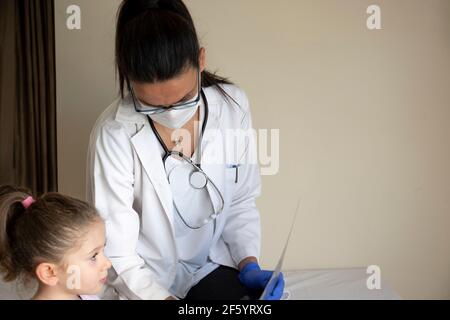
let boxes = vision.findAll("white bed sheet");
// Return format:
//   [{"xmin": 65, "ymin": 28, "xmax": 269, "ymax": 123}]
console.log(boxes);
[{"xmin": 284, "ymin": 267, "xmax": 401, "ymax": 300}]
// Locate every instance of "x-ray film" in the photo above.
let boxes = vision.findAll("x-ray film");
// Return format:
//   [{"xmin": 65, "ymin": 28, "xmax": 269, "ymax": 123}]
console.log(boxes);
[{"xmin": 259, "ymin": 199, "xmax": 301, "ymax": 300}]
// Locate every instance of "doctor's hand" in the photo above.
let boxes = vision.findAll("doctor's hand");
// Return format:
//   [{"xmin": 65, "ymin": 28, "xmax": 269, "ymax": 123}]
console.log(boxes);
[{"xmin": 238, "ymin": 262, "xmax": 285, "ymax": 300}]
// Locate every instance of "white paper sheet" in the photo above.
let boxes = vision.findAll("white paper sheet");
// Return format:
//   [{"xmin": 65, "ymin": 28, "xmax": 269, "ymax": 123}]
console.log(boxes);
[{"xmin": 259, "ymin": 199, "xmax": 301, "ymax": 300}]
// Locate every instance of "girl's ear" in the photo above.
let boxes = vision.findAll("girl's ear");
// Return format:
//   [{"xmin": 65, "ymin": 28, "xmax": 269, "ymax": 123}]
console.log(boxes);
[
  {"xmin": 199, "ymin": 47, "xmax": 206, "ymax": 73},
  {"xmin": 35, "ymin": 263, "xmax": 59, "ymax": 286}
]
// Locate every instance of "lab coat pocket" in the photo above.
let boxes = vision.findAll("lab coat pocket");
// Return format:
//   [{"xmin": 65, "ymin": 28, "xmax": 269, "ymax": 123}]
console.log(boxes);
[
  {"xmin": 224, "ymin": 164, "xmax": 240, "ymax": 201},
  {"xmin": 225, "ymin": 164, "xmax": 241, "ymax": 184}
]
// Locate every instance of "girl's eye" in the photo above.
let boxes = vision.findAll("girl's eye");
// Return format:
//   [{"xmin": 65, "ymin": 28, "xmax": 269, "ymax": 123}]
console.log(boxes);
[{"xmin": 91, "ymin": 253, "xmax": 98, "ymax": 261}]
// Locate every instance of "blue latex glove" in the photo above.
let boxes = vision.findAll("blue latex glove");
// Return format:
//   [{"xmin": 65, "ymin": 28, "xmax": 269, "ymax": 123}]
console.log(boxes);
[{"xmin": 238, "ymin": 262, "xmax": 285, "ymax": 300}]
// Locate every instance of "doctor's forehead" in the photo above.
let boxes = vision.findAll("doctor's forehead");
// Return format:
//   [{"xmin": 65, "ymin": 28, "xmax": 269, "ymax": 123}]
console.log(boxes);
[{"xmin": 132, "ymin": 68, "xmax": 197, "ymax": 106}]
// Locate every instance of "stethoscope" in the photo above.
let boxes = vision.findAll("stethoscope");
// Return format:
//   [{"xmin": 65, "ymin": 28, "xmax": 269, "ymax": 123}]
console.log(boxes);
[
  {"xmin": 148, "ymin": 90, "xmax": 226, "ymax": 229},
  {"xmin": 148, "ymin": 89, "xmax": 211, "ymax": 190}
]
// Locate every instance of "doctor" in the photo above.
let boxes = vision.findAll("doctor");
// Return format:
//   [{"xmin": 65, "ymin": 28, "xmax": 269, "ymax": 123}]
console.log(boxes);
[{"xmin": 87, "ymin": 0, "xmax": 284, "ymax": 300}]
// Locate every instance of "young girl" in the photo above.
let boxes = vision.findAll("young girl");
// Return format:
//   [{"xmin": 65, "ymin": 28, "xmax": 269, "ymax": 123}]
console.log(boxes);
[{"xmin": 0, "ymin": 185, "xmax": 111, "ymax": 300}]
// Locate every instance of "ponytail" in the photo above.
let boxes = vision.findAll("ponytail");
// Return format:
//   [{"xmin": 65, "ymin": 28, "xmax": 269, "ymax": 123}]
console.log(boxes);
[{"xmin": 0, "ymin": 186, "xmax": 34, "ymax": 282}]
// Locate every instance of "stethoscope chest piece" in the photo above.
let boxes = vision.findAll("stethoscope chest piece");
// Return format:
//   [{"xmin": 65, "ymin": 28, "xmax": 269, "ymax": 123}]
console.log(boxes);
[{"xmin": 190, "ymin": 170, "xmax": 208, "ymax": 189}]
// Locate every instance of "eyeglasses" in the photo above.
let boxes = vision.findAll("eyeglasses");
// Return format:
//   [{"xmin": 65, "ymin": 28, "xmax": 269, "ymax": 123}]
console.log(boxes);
[{"xmin": 129, "ymin": 71, "xmax": 202, "ymax": 115}]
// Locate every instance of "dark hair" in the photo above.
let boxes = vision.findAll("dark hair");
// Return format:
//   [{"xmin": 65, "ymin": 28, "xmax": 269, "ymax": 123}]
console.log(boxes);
[
  {"xmin": 0, "ymin": 185, "xmax": 101, "ymax": 283},
  {"xmin": 116, "ymin": 0, "xmax": 234, "ymax": 102}
]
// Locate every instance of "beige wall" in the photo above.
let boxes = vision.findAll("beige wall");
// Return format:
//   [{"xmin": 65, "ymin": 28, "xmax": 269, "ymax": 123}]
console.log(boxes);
[{"xmin": 55, "ymin": 0, "xmax": 450, "ymax": 299}]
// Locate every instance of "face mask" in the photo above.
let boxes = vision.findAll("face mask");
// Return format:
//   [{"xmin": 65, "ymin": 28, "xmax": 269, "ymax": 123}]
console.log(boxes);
[{"xmin": 149, "ymin": 103, "xmax": 199, "ymax": 129}]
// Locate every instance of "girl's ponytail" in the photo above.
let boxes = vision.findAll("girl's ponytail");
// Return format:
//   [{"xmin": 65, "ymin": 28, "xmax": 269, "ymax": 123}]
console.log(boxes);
[{"xmin": 0, "ymin": 185, "xmax": 33, "ymax": 282}]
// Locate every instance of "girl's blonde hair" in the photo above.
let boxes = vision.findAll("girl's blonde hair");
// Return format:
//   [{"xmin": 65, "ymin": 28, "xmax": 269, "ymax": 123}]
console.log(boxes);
[{"xmin": 0, "ymin": 185, "xmax": 100, "ymax": 282}]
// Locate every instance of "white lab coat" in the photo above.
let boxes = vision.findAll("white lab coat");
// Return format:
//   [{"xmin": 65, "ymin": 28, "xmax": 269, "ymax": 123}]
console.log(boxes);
[{"xmin": 86, "ymin": 84, "xmax": 261, "ymax": 300}]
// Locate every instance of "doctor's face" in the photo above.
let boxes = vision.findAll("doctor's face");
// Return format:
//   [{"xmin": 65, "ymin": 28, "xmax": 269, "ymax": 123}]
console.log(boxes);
[{"xmin": 131, "ymin": 48, "xmax": 206, "ymax": 108}]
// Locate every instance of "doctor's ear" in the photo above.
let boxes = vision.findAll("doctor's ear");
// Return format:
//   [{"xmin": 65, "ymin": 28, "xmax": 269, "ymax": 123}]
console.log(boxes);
[
  {"xmin": 199, "ymin": 47, "xmax": 206, "ymax": 73},
  {"xmin": 35, "ymin": 262, "xmax": 60, "ymax": 286}
]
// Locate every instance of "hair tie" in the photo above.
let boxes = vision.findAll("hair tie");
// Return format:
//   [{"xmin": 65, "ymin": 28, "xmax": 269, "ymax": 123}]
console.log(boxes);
[{"xmin": 22, "ymin": 196, "xmax": 35, "ymax": 209}]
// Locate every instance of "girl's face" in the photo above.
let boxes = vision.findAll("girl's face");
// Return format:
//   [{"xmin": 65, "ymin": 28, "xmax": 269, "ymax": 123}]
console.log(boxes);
[{"xmin": 58, "ymin": 219, "xmax": 111, "ymax": 296}]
